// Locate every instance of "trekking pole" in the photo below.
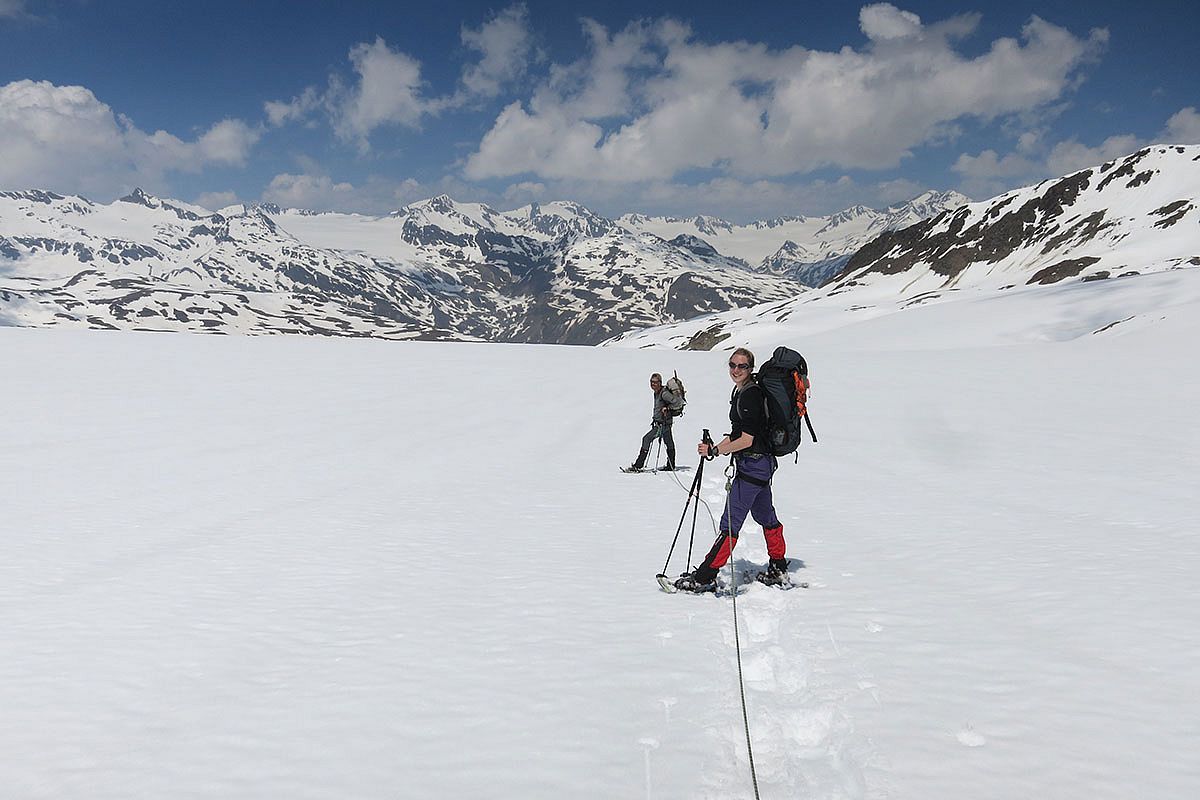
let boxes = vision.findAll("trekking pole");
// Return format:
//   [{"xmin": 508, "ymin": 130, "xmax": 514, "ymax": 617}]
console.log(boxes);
[
  {"xmin": 656, "ymin": 429, "xmax": 715, "ymax": 588},
  {"xmin": 686, "ymin": 431, "xmax": 710, "ymax": 568},
  {"xmin": 657, "ymin": 463, "xmax": 703, "ymax": 578}
]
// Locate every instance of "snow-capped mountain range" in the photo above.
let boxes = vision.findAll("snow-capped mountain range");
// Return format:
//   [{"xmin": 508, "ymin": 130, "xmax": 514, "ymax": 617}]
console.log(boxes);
[
  {"xmin": 0, "ymin": 187, "xmax": 962, "ymax": 344},
  {"xmin": 609, "ymin": 145, "xmax": 1200, "ymax": 351},
  {"xmin": 0, "ymin": 191, "xmax": 803, "ymax": 344},
  {"xmin": 619, "ymin": 189, "xmax": 971, "ymax": 284},
  {"xmin": 6, "ymin": 146, "xmax": 1196, "ymax": 347}
]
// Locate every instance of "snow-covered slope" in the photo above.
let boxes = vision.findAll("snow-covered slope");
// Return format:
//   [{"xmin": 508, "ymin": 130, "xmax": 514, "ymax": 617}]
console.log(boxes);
[
  {"xmin": 610, "ymin": 145, "xmax": 1200, "ymax": 352},
  {"xmin": 618, "ymin": 190, "xmax": 970, "ymax": 282},
  {"xmin": 3, "ymin": 278, "xmax": 1197, "ymax": 797},
  {"xmin": 833, "ymin": 145, "xmax": 1200, "ymax": 298},
  {"xmin": 0, "ymin": 191, "xmax": 800, "ymax": 344}
]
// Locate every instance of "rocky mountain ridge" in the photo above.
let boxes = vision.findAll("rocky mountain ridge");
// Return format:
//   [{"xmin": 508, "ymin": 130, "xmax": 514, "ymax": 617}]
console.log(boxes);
[
  {"xmin": 0, "ymin": 190, "xmax": 804, "ymax": 344},
  {"xmin": 606, "ymin": 145, "xmax": 1200, "ymax": 351},
  {"xmin": 830, "ymin": 145, "xmax": 1199, "ymax": 296}
]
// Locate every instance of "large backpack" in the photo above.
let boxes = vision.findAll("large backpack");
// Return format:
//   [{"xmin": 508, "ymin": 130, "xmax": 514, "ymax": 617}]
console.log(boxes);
[
  {"xmin": 753, "ymin": 347, "xmax": 814, "ymax": 457},
  {"xmin": 662, "ymin": 372, "xmax": 687, "ymax": 416}
]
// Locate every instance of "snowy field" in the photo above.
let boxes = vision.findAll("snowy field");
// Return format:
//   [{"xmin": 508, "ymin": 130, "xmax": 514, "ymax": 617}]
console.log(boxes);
[{"xmin": 2, "ymin": 271, "xmax": 1199, "ymax": 798}]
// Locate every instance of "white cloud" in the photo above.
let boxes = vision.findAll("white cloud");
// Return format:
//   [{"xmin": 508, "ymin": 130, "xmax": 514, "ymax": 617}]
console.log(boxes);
[
  {"xmin": 460, "ymin": 4, "xmax": 535, "ymax": 99},
  {"xmin": 639, "ymin": 177, "xmax": 845, "ymax": 220},
  {"xmin": 262, "ymin": 172, "xmax": 438, "ymax": 214},
  {"xmin": 1048, "ymin": 108, "xmax": 1200, "ymax": 173},
  {"xmin": 952, "ymin": 149, "xmax": 1037, "ymax": 179},
  {"xmin": 1045, "ymin": 134, "xmax": 1142, "ymax": 176},
  {"xmin": 502, "ymin": 181, "xmax": 547, "ymax": 203},
  {"xmin": 265, "ymin": 86, "xmax": 322, "ymax": 127},
  {"xmin": 465, "ymin": 9, "xmax": 1109, "ymax": 183},
  {"xmin": 950, "ymin": 147, "xmax": 1041, "ymax": 199},
  {"xmin": 334, "ymin": 38, "xmax": 430, "ymax": 146},
  {"xmin": 1016, "ymin": 130, "xmax": 1042, "ymax": 153},
  {"xmin": 0, "ymin": 79, "xmax": 261, "ymax": 197},
  {"xmin": 1164, "ymin": 107, "xmax": 1200, "ymax": 144},
  {"xmin": 265, "ymin": 37, "xmax": 440, "ymax": 150},
  {"xmin": 263, "ymin": 173, "xmax": 358, "ymax": 209},
  {"xmin": 949, "ymin": 105, "xmax": 1199, "ymax": 201},
  {"xmin": 196, "ymin": 119, "xmax": 260, "ymax": 164},
  {"xmin": 464, "ymin": 17, "xmax": 664, "ymax": 181},
  {"xmin": 263, "ymin": 4, "xmax": 535, "ymax": 145},
  {"xmin": 0, "ymin": 0, "xmax": 29, "ymax": 19},
  {"xmin": 859, "ymin": 3, "xmax": 923, "ymax": 41},
  {"xmin": 194, "ymin": 190, "xmax": 240, "ymax": 211}
]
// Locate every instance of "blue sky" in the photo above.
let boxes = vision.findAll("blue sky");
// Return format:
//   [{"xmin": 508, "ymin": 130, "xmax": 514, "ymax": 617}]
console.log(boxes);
[{"xmin": 2, "ymin": 0, "xmax": 1197, "ymax": 221}]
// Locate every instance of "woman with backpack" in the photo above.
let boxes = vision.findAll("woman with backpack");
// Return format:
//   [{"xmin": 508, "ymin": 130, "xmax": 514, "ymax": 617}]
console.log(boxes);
[{"xmin": 674, "ymin": 348, "xmax": 790, "ymax": 592}]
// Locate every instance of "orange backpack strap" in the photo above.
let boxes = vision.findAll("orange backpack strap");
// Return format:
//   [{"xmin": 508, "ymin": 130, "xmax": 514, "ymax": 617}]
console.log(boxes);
[{"xmin": 793, "ymin": 372, "xmax": 809, "ymax": 417}]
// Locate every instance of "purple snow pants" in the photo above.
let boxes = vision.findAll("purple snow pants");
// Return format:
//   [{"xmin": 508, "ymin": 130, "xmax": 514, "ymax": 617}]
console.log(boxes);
[
  {"xmin": 719, "ymin": 454, "xmax": 781, "ymax": 534},
  {"xmin": 697, "ymin": 454, "xmax": 786, "ymax": 575}
]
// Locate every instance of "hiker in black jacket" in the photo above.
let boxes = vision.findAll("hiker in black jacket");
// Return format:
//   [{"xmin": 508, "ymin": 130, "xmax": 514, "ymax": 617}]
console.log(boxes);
[
  {"xmin": 675, "ymin": 348, "xmax": 789, "ymax": 591},
  {"xmin": 628, "ymin": 373, "xmax": 677, "ymax": 471}
]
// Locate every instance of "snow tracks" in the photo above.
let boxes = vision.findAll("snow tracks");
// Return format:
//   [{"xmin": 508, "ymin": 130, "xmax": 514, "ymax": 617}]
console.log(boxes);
[{"xmin": 657, "ymin": 561, "xmax": 878, "ymax": 799}]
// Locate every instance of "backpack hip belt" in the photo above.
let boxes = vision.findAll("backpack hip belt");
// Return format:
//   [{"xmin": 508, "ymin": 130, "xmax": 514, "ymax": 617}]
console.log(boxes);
[
  {"xmin": 735, "ymin": 471, "xmax": 771, "ymax": 487},
  {"xmin": 733, "ymin": 451, "xmax": 773, "ymax": 486}
]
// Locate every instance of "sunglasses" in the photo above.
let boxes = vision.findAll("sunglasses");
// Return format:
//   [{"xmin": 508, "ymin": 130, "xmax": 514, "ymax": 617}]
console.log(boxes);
[{"xmin": 728, "ymin": 362, "xmax": 751, "ymax": 371}]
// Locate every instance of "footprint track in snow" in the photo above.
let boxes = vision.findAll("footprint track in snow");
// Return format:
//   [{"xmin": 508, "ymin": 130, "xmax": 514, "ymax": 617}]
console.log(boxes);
[{"xmin": 697, "ymin": 570, "xmax": 871, "ymax": 797}]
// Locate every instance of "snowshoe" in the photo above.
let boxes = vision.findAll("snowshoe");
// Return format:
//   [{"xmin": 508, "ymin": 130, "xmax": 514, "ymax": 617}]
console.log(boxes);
[
  {"xmin": 670, "ymin": 569, "xmax": 718, "ymax": 594},
  {"xmin": 755, "ymin": 558, "xmax": 794, "ymax": 588},
  {"xmin": 674, "ymin": 576, "xmax": 717, "ymax": 594},
  {"xmin": 755, "ymin": 568, "xmax": 791, "ymax": 588},
  {"xmin": 754, "ymin": 560, "xmax": 809, "ymax": 589}
]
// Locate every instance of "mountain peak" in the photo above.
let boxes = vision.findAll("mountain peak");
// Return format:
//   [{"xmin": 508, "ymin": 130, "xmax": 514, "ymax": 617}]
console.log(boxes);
[
  {"xmin": 397, "ymin": 194, "xmax": 471, "ymax": 218},
  {"xmin": 119, "ymin": 188, "xmax": 159, "ymax": 208},
  {"xmin": 668, "ymin": 233, "xmax": 720, "ymax": 258},
  {"xmin": 894, "ymin": 189, "xmax": 971, "ymax": 214}
]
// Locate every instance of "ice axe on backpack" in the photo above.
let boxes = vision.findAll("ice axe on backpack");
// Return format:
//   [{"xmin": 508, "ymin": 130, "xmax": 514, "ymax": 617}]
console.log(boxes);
[{"xmin": 655, "ymin": 429, "xmax": 715, "ymax": 592}]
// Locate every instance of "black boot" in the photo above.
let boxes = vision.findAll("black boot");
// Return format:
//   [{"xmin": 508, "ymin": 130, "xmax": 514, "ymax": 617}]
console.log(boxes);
[
  {"xmin": 662, "ymin": 448, "xmax": 677, "ymax": 471},
  {"xmin": 630, "ymin": 448, "xmax": 649, "ymax": 471},
  {"xmin": 674, "ymin": 566, "xmax": 718, "ymax": 593}
]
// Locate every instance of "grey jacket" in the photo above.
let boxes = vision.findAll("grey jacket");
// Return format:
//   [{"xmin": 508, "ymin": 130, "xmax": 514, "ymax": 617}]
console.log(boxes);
[{"xmin": 652, "ymin": 389, "xmax": 677, "ymax": 425}]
